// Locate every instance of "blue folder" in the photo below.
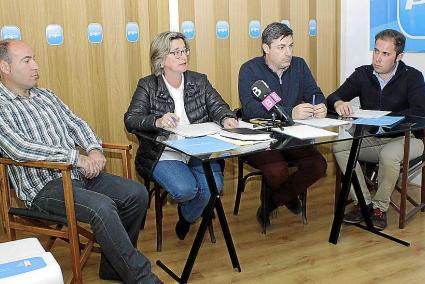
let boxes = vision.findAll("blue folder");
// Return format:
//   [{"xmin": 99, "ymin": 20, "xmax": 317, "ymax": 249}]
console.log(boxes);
[
  {"xmin": 165, "ymin": 136, "xmax": 237, "ymax": 156},
  {"xmin": 352, "ymin": 116, "xmax": 404, "ymax": 127}
]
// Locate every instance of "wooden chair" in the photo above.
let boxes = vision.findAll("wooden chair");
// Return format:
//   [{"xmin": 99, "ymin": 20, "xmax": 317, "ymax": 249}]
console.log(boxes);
[
  {"xmin": 234, "ymin": 156, "xmax": 308, "ymax": 234},
  {"xmin": 334, "ymin": 130, "xmax": 425, "ymax": 228},
  {"xmin": 0, "ymin": 143, "xmax": 132, "ymax": 284}
]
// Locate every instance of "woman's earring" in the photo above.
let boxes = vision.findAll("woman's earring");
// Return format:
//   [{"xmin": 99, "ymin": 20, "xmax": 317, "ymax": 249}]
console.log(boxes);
[{"xmin": 160, "ymin": 64, "xmax": 164, "ymax": 68}]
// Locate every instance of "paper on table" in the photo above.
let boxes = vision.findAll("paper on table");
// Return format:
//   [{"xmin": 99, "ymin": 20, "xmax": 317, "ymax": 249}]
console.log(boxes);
[
  {"xmin": 272, "ymin": 125, "xmax": 338, "ymax": 139},
  {"xmin": 294, "ymin": 118, "xmax": 349, "ymax": 128},
  {"xmin": 349, "ymin": 109, "xmax": 390, "ymax": 118},
  {"xmin": 165, "ymin": 122, "xmax": 221, "ymax": 137},
  {"xmin": 237, "ymin": 120, "xmax": 269, "ymax": 130},
  {"xmin": 164, "ymin": 135, "xmax": 237, "ymax": 155},
  {"xmin": 210, "ymin": 134, "xmax": 274, "ymax": 146}
]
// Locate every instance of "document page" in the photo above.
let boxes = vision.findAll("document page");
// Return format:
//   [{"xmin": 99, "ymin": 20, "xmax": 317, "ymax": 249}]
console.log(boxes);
[
  {"xmin": 165, "ymin": 122, "xmax": 221, "ymax": 137},
  {"xmin": 349, "ymin": 109, "xmax": 391, "ymax": 118},
  {"xmin": 294, "ymin": 118, "xmax": 349, "ymax": 128},
  {"xmin": 272, "ymin": 125, "xmax": 338, "ymax": 139}
]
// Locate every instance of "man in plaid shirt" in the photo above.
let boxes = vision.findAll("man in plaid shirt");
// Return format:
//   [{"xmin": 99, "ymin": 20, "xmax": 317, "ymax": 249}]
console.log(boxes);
[{"xmin": 0, "ymin": 40, "xmax": 162, "ymax": 284}]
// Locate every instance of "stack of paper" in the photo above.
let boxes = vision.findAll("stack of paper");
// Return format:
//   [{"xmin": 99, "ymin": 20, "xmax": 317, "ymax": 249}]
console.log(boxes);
[
  {"xmin": 219, "ymin": 128, "xmax": 271, "ymax": 141},
  {"xmin": 165, "ymin": 122, "xmax": 221, "ymax": 137},
  {"xmin": 272, "ymin": 125, "xmax": 338, "ymax": 139},
  {"xmin": 349, "ymin": 109, "xmax": 391, "ymax": 118},
  {"xmin": 164, "ymin": 136, "xmax": 237, "ymax": 155},
  {"xmin": 294, "ymin": 118, "xmax": 349, "ymax": 128}
]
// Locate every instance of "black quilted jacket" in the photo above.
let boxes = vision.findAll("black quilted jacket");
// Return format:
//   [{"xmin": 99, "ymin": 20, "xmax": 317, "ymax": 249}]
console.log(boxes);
[{"xmin": 124, "ymin": 70, "xmax": 236, "ymax": 179}]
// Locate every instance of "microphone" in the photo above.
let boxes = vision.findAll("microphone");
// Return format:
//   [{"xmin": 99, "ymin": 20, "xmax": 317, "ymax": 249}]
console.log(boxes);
[{"xmin": 251, "ymin": 80, "xmax": 295, "ymax": 125}]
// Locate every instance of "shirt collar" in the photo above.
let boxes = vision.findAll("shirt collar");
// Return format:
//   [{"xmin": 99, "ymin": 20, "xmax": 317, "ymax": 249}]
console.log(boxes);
[
  {"xmin": 0, "ymin": 82, "xmax": 38, "ymax": 100},
  {"xmin": 162, "ymin": 74, "xmax": 184, "ymax": 92},
  {"xmin": 373, "ymin": 61, "xmax": 399, "ymax": 88}
]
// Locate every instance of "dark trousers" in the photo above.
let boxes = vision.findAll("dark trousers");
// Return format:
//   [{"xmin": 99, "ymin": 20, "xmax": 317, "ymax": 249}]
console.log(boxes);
[
  {"xmin": 246, "ymin": 147, "xmax": 327, "ymax": 206},
  {"xmin": 30, "ymin": 172, "xmax": 158, "ymax": 284}
]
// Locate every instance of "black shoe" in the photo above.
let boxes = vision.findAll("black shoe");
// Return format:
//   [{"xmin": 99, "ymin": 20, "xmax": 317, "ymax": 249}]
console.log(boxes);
[
  {"xmin": 343, "ymin": 203, "xmax": 373, "ymax": 224},
  {"xmin": 371, "ymin": 208, "xmax": 387, "ymax": 231},
  {"xmin": 285, "ymin": 198, "xmax": 302, "ymax": 215},
  {"xmin": 175, "ymin": 205, "xmax": 191, "ymax": 240}
]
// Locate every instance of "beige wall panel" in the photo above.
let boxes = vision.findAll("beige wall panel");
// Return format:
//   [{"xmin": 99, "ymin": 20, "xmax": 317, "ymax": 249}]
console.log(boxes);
[
  {"xmin": 290, "ymin": 0, "xmax": 310, "ymax": 63},
  {"xmin": 179, "ymin": 0, "xmax": 196, "ymax": 70},
  {"xmin": 213, "ymin": 0, "xmax": 231, "ymax": 106},
  {"xmin": 316, "ymin": 0, "xmax": 337, "ymax": 95},
  {"xmin": 194, "ymin": 1, "xmax": 216, "ymax": 84}
]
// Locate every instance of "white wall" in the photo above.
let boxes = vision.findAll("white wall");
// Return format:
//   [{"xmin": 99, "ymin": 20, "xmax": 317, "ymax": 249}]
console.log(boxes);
[{"xmin": 340, "ymin": 0, "xmax": 425, "ymax": 85}]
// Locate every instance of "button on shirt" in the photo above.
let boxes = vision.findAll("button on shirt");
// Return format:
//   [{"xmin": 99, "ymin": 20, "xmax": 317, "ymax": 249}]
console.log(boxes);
[{"xmin": 0, "ymin": 83, "xmax": 102, "ymax": 207}]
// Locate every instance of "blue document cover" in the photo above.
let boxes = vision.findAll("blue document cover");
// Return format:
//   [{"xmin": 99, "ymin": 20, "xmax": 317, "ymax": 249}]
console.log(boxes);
[
  {"xmin": 165, "ymin": 136, "xmax": 237, "ymax": 155},
  {"xmin": 0, "ymin": 257, "xmax": 46, "ymax": 279},
  {"xmin": 352, "ymin": 116, "xmax": 404, "ymax": 127}
]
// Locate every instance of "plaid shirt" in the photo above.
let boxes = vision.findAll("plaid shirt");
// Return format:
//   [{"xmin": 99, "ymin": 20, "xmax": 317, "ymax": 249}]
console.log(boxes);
[{"xmin": 0, "ymin": 82, "xmax": 102, "ymax": 207}]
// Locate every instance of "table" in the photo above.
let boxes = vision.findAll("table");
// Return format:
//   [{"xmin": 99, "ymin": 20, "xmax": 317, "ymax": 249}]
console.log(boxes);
[{"xmin": 134, "ymin": 115, "xmax": 425, "ymax": 283}]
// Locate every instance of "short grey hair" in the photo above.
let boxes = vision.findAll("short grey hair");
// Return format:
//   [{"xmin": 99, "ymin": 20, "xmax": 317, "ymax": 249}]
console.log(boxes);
[
  {"xmin": 261, "ymin": 22, "xmax": 293, "ymax": 55},
  {"xmin": 150, "ymin": 31, "xmax": 189, "ymax": 76},
  {"xmin": 0, "ymin": 40, "xmax": 12, "ymax": 63}
]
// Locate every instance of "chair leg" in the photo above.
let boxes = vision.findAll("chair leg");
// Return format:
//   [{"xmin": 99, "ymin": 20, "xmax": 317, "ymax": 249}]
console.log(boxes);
[
  {"xmin": 261, "ymin": 176, "xmax": 267, "ymax": 234},
  {"xmin": 334, "ymin": 166, "xmax": 342, "ymax": 213},
  {"xmin": 234, "ymin": 158, "xmax": 245, "ymax": 215},
  {"xmin": 154, "ymin": 184, "xmax": 163, "ymax": 252},
  {"xmin": 300, "ymin": 191, "xmax": 308, "ymax": 225}
]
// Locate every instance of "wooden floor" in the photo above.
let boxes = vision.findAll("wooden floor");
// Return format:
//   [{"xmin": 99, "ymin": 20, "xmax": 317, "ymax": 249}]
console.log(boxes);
[{"xmin": 2, "ymin": 162, "xmax": 425, "ymax": 283}]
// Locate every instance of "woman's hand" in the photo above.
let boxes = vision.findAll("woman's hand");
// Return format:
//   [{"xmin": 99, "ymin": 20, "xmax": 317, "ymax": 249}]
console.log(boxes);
[
  {"xmin": 223, "ymin": 117, "xmax": 239, "ymax": 129},
  {"xmin": 155, "ymin": 113, "xmax": 179, "ymax": 128}
]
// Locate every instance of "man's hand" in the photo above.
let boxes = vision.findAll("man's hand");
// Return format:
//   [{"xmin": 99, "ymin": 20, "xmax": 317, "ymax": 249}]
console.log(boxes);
[
  {"xmin": 292, "ymin": 103, "xmax": 314, "ymax": 120},
  {"xmin": 313, "ymin": 103, "xmax": 327, "ymax": 118},
  {"xmin": 334, "ymin": 100, "xmax": 353, "ymax": 117},
  {"xmin": 76, "ymin": 155, "xmax": 101, "ymax": 179},
  {"xmin": 223, "ymin": 117, "xmax": 239, "ymax": 129},
  {"xmin": 89, "ymin": 149, "xmax": 106, "ymax": 172},
  {"xmin": 155, "ymin": 113, "xmax": 179, "ymax": 128}
]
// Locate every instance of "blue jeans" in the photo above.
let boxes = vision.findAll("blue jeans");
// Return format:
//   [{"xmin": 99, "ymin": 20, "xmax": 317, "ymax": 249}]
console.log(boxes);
[
  {"xmin": 30, "ymin": 173, "xmax": 159, "ymax": 284},
  {"xmin": 152, "ymin": 159, "xmax": 223, "ymax": 223}
]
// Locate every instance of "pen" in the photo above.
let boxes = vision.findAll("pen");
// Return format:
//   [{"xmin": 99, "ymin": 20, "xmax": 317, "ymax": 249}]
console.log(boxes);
[{"xmin": 312, "ymin": 94, "xmax": 316, "ymax": 118}]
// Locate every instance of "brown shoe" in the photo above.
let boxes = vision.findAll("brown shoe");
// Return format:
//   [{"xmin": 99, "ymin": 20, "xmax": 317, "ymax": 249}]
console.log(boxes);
[
  {"xmin": 371, "ymin": 208, "xmax": 387, "ymax": 231},
  {"xmin": 343, "ymin": 203, "xmax": 373, "ymax": 224}
]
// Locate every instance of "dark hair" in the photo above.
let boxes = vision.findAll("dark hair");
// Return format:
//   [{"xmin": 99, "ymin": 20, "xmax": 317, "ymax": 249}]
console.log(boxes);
[
  {"xmin": 0, "ymin": 40, "xmax": 11, "ymax": 63},
  {"xmin": 374, "ymin": 29, "xmax": 405, "ymax": 55},
  {"xmin": 261, "ymin": 22, "xmax": 293, "ymax": 55}
]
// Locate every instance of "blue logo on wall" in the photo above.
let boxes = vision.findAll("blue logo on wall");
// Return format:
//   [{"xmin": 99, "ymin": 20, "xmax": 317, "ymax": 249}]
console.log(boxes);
[
  {"xmin": 126, "ymin": 22, "xmax": 139, "ymax": 42},
  {"xmin": 88, "ymin": 23, "xmax": 103, "ymax": 44},
  {"xmin": 216, "ymin": 21, "xmax": 229, "ymax": 39},
  {"xmin": 308, "ymin": 19, "xmax": 317, "ymax": 36},
  {"xmin": 46, "ymin": 24, "xmax": 64, "ymax": 46},
  {"xmin": 181, "ymin": 21, "xmax": 195, "ymax": 40},
  {"xmin": 1, "ymin": 26, "xmax": 21, "ymax": 40},
  {"xmin": 370, "ymin": 0, "xmax": 425, "ymax": 52},
  {"xmin": 249, "ymin": 20, "xmax": 261, "ymax": 39}
]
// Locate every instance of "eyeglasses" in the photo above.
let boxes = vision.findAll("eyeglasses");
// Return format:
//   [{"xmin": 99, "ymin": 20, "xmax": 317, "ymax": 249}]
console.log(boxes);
[{"xmin": 169, "ymin": 48, "xmax": 190, "ymax": 59}]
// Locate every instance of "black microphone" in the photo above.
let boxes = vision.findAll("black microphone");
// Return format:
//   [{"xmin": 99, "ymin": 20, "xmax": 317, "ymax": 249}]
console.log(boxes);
[{"xmin": 251, "ymin": 80, "xmax": 294, "ymax": 125}]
